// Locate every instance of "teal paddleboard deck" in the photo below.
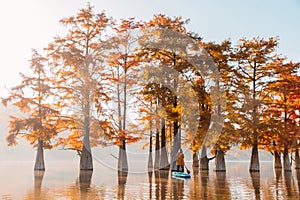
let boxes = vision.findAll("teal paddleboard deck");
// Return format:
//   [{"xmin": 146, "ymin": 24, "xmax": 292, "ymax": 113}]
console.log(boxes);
[{"xmin": 172, "ymin": 172, "xmax": 191, "ymax": 178}]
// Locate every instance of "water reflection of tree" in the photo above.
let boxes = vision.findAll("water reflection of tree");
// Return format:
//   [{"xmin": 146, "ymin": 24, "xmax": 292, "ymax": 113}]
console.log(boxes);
[
  {"xmin": 273, "ymin": 169, "xmax": 283, "ymax": 199},
  {"xmin": 284, "ymin": 171, "xmax": 294, "ymax": 197},
  {"xmin": 160, "ymin": 170, "xmax": 169, "ymax": 200},
  {"xmin": 23, "ymin": 170, "xmax": 45, "ymax": 199},
  {"xmin": 250, "ymin": 172, "xmax": 261, "ymax": 200},
  {"xmin": 200, "ymin": 170, "xmax": 209, "ymax": 199},
  {"xmin": 79, "ymin": 170, "xmax": 93, "ymax": 199},
  {"xmin": 296, "ymin": 170, "xmax": 300, "ymax": 196},
  {"xmin": 214, "ymin": 171, "xmax": 231, "ymax": 199},
  {"xmin": 172, "ymin": 178, "xmax": 184, "ymax": 200},
  {"xmin": 154, "ymin": 171, "xmax": 160, "ymax": 199},
  {"xmin": 153, "ymin": 170, "xmax": 170, "ymax": 200},
  {"xmin": 24, "ymin": 169, "xmax": 104, "ymax": 199},
  {"xmin": 148, "ymin": 171, "xmax": 153, "ymax": 199},
  {"xmin": 189, "ymin": 168, "xmax": 200, "ymax": 199},
  {"xmin": 34, "ymin": 170, "xmax": 45, "ymax": 199},
  {"xmin": 117, "ymin": 171, "xmax": 128, "ymax": 200}
]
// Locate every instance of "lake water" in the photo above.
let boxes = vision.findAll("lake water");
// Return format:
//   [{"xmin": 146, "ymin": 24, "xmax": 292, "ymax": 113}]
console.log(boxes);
[{"xmin": 1, "ymin": 161, "xmax": 300, "ymax": 199}]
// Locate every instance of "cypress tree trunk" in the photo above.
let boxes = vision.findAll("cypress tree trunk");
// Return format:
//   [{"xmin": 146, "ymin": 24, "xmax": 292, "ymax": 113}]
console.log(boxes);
[
  {"xmin": 249, "ymin": 141, "xmax": 260, "ymax": 172},
  {"xmin": 160, "ymin": 119, "xmax": 169, "ymax": 170},
  {"xmin": 154, "ymin": 129, "xmax": 161, "ymax": 170},
  {"xmin": 274, "ymin": 151, "xmax": 282, "ymax": 169},
  {"xmin": 148, "ymin": 133, "xmax": 153, "ymax": 170},
  {"xmin": 118, "ymin": 68, "xmax": 128, "ymax": 173},
  {"xmin": 200, "ymin": 145, "xmax": 209, "ymax": 170},
  {"xmin": 80, "ymin": 112, "xmax": 93, "ymax": 170},
  {"xmin": 80, "ymin": 145, "xmax": 93, "ymax": 170},
  {"xmin": 192, "ymin": 151, "xmax": 199, "ymax": 168},
  {"xmin": 295, "ymin": 148, "xmax": 300, "ymax": 169},
  {"xmin": 148, "ymin": 151, "xmax": 153, "ymax": 171},
  {"xmin": 34, "ymin": 139, "xmax": 45, "ymax": 171},
  {"xmin": 118, "ymin": 139, "xmax": 128, "ymax": 172},
  {"xmin": 171, "ymin": 56, "xmax": 180, "ymax": 171},
  {"xmin": 214, "ymin": 150, "xmax": 226, "ymax": 172},
  {"xmin": 171, "ymin": 120, "xmax": 180, "ymax": 171},
  {"xmin": 283, "ymin": 147, "xmax": 291, "ymax": 172}
]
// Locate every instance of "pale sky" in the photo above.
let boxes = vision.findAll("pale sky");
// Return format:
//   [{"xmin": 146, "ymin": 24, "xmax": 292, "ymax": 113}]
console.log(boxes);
[
  {"xmin": 1, "ymin": 0, "xmax": 299, "ymax": 95},
  {"xmin": 0, "ymin": 0, "xmax": 299, "ymax": 160}
]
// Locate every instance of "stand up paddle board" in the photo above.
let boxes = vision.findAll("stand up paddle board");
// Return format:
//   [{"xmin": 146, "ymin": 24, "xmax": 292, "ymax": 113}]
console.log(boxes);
[{"xmin": 172, "ymin": 171, "xmax": 191, "ymax": 178}]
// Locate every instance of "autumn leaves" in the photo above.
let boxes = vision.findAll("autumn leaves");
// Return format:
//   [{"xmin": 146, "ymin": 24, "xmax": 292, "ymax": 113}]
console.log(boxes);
[{"xmin": 2, "ymin": 5, "xmax": 299, "ymax": 174}]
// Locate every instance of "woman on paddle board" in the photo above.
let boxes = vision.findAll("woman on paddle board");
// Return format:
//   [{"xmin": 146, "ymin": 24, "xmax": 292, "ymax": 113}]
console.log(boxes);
[{"xmin": 176, "ymin": 149, "xmax": 185, "ymax": 172}]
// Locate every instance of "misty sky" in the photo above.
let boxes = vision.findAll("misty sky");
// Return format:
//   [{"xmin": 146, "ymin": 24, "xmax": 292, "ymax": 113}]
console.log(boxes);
[{"xmin": 0, "ymin": 0, "xmax": 299, "ymax": 161}]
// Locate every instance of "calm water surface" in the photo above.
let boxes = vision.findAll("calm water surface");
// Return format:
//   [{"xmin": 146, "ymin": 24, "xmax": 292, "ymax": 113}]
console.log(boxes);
[{"xmin": 1, "ymin": 161, "xmax": 300, "ymax": 199}]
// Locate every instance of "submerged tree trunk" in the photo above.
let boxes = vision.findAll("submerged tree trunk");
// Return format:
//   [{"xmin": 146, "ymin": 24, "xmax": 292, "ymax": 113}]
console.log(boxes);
[
  {"xmin": 249, "ymin": 141, "xmax": 260, "ymax": 172},
  {"xmin": 283, "ymin": 147, "xmax": 291, "ymax": 172},
  {"xmin": 80, "ymin": 146, "xmax": 93, "ymax": 170},
  {"xmin": 34, "ymin": 139, "xmax": 45, "ymax": 171},
  {"xmin": 273, "ymin": 151, "xmax": 282, "ymax": 169},
  {"xmin": 160, "ymin": 119, "xmax": 169, "ymax": 170},
  {"xmin": 171, "ymin": 120, "xmax": 180, "ymax": 171},
  {"xmin": 214, "ymin": 150, "xmax": 226, "ymax": 172},
  {"xmin": 118, "ymin": 139, "xmax": 128, "ymax": 172},
  {"xmin": 148, "ymin": 129, "xmax": 153, "ymax": 170},
  {"xmin": 295, "ymin": 148, "xmax": 300, "ymax": 169},
  {"xmin": 80, "ymin": 116, "xmax": 93, "ymax": 170},
  {"xmin": 118, "ymin": 68, "xmax": 129, "ymax": 173},
  {"xmin": 148, "ymin": 151, "xmax": 153, "ymax": 171},
  {"xmin": 200, "ymin": 145, "xmax": 209, "ymax": 170},
  {"xmin": 171, "ymin": 56, "xmax": 180, "ymax": 171},
  {"xmin": 154, "ymin": 129, "xmax": 161, "ymax": 170},
  {"xmin": 192, "ymin": 151, "xmax": 199, "ymax": 168}
]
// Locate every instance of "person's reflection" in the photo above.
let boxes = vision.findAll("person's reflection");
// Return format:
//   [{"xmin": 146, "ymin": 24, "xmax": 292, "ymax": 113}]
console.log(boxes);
[
  {"xmin": 79, "ymin": 170, "xmax": 93, "ymax": 199},
  {"xmin": 148, "ymin": 171, "xmax": 153, "ymax": 199},
  {"xmin": 172, "ymin": 177, "xmax": 184, "ymax": 200},
  {"xmin": 117, "ymin": 171, "xmax": 128, "ymax": 200},
  {"xmin": 284, "ymin": 171, "xmax": 293, "ymax": 197},
  {"xmin": 250, "ymin": 172, "xmax": 261, "ymax": 200},
  {"xmin": 200, "ymin": 170, "xmax": 209, "ymax": 199},
  {"xmin": 34, "ymin": 170, "xmax": 45, "ymax": 199},
  {"xmin": 215, "ymin": 171, "xmax": 230, "ymax": 199}
]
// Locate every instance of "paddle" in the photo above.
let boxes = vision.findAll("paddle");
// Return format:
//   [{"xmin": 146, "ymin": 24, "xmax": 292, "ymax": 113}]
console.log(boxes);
[{"xmin": 184, "ymin": 164, "xmax": 190, "ymax": 174}]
